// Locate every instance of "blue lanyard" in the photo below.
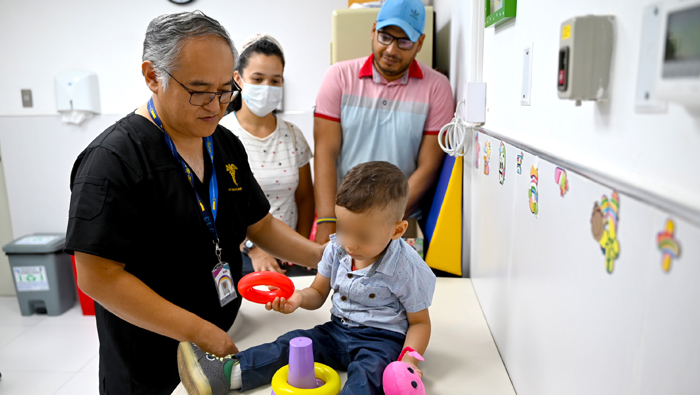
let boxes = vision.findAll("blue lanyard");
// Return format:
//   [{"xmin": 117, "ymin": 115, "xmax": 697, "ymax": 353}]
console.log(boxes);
[{"xmin": 148, "ymin": 97, "xmax": 219, "ymax": 241}]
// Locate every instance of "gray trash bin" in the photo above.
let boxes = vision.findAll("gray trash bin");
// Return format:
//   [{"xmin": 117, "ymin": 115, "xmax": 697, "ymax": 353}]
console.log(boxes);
[{"xmin": 3, "ymin": 234, "xmax": 76, "ymax": 316}]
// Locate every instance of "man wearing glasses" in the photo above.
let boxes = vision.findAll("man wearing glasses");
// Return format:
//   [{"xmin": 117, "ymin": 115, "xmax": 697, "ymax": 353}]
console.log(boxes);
[
  {"xmin": 313, "ymin": 0, "xmax": 454, "ymax": 245},
  {"xmin": 65, "ymin": 11, "xmax": 324, "ymax": 395}
]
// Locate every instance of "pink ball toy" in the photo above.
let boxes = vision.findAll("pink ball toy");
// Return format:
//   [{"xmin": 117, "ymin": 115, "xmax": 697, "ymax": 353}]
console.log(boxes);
[{"xmin": 383, "ymin": 347, "xmax": 425, "ymax": 395}]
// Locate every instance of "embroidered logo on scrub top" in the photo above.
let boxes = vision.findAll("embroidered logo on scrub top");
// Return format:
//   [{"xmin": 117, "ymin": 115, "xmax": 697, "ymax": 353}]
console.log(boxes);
[{"xmin": 226, "ymin": 164, "xmax": 242, "ymax": 191}]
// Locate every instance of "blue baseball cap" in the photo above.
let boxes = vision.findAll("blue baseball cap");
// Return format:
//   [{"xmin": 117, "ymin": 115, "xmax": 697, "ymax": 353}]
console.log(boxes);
[{"xmin": 376, "ymin": 0, "xmax": 426, "ymax": 42}]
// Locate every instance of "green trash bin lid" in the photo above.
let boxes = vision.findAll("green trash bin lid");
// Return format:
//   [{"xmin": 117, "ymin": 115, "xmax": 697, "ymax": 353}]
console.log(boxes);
[{"xmin": 3, "ymin": 234, "xmax": 66, "ymax": 254}]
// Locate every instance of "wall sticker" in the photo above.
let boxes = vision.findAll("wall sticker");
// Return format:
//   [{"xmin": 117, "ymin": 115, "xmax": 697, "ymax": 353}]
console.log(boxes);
[
  {"xmin": 591, "ymin": 191, "xmax": 620, "ymax": 274},
  {"xmin": 554, "ymin": 167, "xmax": 569, "ymax": 197},
  {"xmin": 657, "ymin": 219, "xmax": 681, "ymax": 273},
  {"xmin": 499, "ymin": 142, "xmax": 506, "ymax": 185}
]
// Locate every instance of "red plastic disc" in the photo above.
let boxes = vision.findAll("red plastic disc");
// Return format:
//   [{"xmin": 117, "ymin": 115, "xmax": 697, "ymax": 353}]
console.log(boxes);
[{"xmin": 237, "ymin": 271, "xmax": 295, "ymax": 304}]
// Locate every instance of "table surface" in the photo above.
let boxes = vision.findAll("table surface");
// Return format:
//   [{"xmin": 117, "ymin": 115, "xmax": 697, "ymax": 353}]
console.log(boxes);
[{"xmin": 172, "ymin": 276, "xmax": 515, "ymax": 395}]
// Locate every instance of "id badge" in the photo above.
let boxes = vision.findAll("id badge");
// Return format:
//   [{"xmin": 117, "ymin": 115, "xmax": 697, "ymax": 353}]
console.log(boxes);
[{"xmin": 212, "ymin": 262, "xmax": 237, "ymax": 307}]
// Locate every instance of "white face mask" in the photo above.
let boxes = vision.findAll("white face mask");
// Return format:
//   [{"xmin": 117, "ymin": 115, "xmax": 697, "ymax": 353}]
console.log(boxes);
[{"xmin": 241, "ymin": 83, "xmax": 283, "ymax": 117}]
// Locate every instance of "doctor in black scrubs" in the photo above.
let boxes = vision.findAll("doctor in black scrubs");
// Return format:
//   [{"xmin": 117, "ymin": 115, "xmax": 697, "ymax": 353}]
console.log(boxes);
[{"xmin": 65, "ymin": 11, "xmax": 324, "ymax": 395}]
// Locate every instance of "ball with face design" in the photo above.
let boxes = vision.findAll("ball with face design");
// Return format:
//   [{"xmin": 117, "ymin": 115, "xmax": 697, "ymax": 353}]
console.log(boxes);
[{"xmin": 383, "ymin": 348, "xmax": 426, "ymax": 395}]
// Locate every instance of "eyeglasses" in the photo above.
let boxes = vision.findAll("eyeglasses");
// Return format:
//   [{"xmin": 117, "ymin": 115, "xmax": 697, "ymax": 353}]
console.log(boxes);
[
  {"xmin": 165, "ymin": 71, "xmax": 241, "ymax": 106},
  {"xmin": 376, "ymin": 31, "xmax": 415, "ymax": 50}
]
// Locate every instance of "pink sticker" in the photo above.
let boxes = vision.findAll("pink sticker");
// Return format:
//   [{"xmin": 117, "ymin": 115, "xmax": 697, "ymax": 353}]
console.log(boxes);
[{"xmin": 554, "ymin": 167, "xmax": 569, "ymax": 197}]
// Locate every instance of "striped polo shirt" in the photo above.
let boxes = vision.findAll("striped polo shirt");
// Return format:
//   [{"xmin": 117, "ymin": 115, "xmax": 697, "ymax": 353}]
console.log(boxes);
[{"xmin": 315, "ymin": 54, "xmax": 454, "ymax": 183}]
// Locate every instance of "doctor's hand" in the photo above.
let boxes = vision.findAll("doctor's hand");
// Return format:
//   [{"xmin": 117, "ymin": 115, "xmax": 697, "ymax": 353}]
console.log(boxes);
[
  {"xmin": 249, "ymin": 247, "xmax": 286, "ymax": 274},
  {"xmin": 194, "ymin": 321, "xmax": 239, "ymax": 357},
  {"xmin": 265, "ymin": 292, "xmax": 303, "ymax": 314}
]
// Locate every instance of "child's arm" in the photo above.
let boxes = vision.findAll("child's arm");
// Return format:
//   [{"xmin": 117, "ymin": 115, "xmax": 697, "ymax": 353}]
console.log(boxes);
[
  {"xmin": 266, "ymin": 272, "xmax": 332, "ymax": 314},
  {"xmin": 401, "ymin": 308, "xmax": 432, "ymax": 376}
]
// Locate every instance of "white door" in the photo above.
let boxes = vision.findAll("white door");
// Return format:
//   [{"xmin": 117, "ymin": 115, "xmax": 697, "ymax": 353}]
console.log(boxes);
[{"xmin": 0, "ymin": 142, "xmax": 16, "ymax": 295}]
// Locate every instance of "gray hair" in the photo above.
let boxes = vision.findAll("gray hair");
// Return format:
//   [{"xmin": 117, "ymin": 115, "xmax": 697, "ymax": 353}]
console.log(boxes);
[{"xmin": 142, "ymin": 10, "xmax": 239, "ymax": 90}]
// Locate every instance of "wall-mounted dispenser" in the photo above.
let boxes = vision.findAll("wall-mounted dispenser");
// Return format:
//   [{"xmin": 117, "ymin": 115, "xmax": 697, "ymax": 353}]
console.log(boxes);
[
  {"xmin": 557, "ymin": 15, "xmax": 615, "ymax": 106},
  {"xmin": 55, "ymin": 70, "xmax": 101, "ymax": 124}
]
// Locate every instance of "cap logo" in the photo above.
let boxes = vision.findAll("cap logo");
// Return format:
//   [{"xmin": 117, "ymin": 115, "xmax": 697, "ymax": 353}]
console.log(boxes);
[{"xmin": 410, "ymin": 9, "xmax": 419, "ymax": 20}]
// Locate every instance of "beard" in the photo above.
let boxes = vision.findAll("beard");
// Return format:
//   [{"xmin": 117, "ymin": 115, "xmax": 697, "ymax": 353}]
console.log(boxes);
[{"xmin": 374, "ymin": 54, "xmax": 411, "ymax": 77}]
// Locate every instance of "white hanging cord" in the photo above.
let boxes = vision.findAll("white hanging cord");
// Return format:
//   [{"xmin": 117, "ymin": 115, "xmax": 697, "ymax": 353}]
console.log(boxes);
[{"xmin": 438, "ymin": 100, "xmax": 479, "ymax": 157}]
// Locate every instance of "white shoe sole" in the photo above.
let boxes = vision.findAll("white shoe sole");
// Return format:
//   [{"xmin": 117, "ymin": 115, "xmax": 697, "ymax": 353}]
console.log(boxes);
[{"xmin": 177, "ymin": 342, "xmax": 213, "ymax": 395}]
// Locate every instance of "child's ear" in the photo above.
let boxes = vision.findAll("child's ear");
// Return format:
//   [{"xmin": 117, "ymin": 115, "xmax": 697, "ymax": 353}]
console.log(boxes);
[{"xmin": 391, "ymin": 220, "xmax": 409, "ymax": 240}]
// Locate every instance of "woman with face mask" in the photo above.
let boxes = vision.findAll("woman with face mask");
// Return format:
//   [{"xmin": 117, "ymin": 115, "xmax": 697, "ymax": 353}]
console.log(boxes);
[{"xmin": 220, "ymin": 34, "xmax": 315, "ymax": 276}]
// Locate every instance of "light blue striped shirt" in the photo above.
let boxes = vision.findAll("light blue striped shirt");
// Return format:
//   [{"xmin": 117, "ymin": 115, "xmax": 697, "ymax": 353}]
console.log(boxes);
[{"xmin": 317, "ymin": 234, "xmax": 436, "ymax": 335}]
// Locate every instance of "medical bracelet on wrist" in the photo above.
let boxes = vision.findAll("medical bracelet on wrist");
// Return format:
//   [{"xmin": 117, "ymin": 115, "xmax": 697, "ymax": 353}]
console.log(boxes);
[{"xmin": 316, "ymin": 217, "xmax": 337, "ymax": 225}]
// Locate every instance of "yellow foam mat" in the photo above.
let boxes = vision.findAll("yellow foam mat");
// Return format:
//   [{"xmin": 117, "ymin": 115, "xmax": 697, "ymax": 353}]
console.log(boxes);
[{"xmin": 425, "ymin": 156, "xmax": 463, "ymax": 276}]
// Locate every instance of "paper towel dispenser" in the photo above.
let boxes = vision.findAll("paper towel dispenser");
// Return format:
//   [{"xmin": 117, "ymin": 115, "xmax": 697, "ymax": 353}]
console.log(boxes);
[{"xmin": 55, "ymin": 70, "xmax": 101, "ymax": 124}]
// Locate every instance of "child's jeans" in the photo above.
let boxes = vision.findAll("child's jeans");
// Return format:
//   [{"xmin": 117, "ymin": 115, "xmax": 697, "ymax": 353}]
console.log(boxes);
[{"xmin": 236, "ymin": 315, "xmax": 406, "ymax": 395}]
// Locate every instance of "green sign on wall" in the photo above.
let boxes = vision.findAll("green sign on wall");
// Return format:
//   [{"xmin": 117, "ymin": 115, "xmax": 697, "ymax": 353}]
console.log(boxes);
[{"xmin": 485, "ymin": 0, "xmax": 517, "ymax": 28}]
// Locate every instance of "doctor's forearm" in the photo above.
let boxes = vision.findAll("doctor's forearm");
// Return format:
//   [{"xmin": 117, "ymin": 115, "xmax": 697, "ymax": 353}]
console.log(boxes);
[
  {"xmin": 74, "ymin": 252, "xmax": 216, "ymax": 345},
  {"xmin": 248, "ymin": 214, "xmax": 323, "ymax": 268}
]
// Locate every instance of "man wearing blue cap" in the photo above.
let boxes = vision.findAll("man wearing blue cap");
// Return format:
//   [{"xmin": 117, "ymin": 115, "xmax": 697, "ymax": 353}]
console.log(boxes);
[{"xmin": 313, "ymin": 0, "xmax": 454, "ymax": 244}]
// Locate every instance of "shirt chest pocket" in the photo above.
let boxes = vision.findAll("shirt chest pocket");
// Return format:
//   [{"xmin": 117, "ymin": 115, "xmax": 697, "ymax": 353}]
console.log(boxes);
[
  {"xmin": 69, "ymin": 176, "xmax": 108, "ymax": 220},
  {"xmin": 351, "ymin": 283, "xmax": 394, "ymax": 307}
]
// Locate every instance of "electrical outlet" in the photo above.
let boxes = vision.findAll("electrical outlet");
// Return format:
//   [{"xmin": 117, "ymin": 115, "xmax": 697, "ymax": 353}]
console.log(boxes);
[
  {"xmin": 521, "ymin": 42, "xmax": 534, "ymax": 106},
  {"xmin": 21, "ymin": 89, "xmax": 33, "ymax": 108}
]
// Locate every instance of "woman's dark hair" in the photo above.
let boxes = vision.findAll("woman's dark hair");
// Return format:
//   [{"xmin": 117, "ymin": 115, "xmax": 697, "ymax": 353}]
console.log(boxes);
[{"xmin": 226, "ymin": 38, "xmax": 285, "ymax": 114}]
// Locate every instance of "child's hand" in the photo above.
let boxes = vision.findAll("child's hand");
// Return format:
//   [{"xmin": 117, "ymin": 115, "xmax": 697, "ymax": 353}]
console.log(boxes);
[
  {"xmin": 401, "ymin": 353, "xmax": 424, "ymax": 378},
  {"xmin": 404, "ymin": 361, "xmax": 423, "ymax": 378},
  {"xmin": 265, "ymin": 291, "xmax": 303, "ymax": 314}
]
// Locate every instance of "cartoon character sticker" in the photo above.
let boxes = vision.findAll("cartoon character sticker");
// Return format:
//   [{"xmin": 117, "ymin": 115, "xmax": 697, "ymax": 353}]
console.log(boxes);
[
  {"xmin": 483, "ymin": 141, "xmax": 491, "ymax": 175},
  {"xmin": 498, "ymin": 142, "xmax": 506, "ymax": 185},
  {"xmin": 516, "ymin": 151, "xmax": 523, "ymax": 174},
  {"xmin": 657, "ymin": 219, "xmax": 681, "ymax": 273},
  {"xmin": 475, "ymin": 133, "xmax": 481, "ymax": 169},
  {"xmin": 528, "ymin": 165, "xmax": 538, "ymax": 215},
  {"xmin": 590, "ymin": 192, "xmax": 620, "ymax": 274},
  {"xmin": 554, "ymin": 167, "xmax": 569, "ymax": 197}
]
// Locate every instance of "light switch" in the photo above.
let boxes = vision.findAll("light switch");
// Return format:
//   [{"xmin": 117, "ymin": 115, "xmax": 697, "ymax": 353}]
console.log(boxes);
[
  {"xmin": 521, "ymin": 42, "xmax": 533, "ymax": 106},
  {"xmin": 21, "ymin": 89, "xmax": 33, "ymax": 108}
]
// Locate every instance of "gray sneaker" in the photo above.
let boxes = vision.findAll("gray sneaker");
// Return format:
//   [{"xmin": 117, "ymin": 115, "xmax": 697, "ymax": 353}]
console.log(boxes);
[{"xmin": 177, "ymin": 342, "xmax": 238, "ymax": 395}]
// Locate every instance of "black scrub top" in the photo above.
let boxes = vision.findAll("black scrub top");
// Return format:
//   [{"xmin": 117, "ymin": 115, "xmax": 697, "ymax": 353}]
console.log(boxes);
[{"xmin": 65, "ymin": 113, "xmax": 270, "ymax": 395}]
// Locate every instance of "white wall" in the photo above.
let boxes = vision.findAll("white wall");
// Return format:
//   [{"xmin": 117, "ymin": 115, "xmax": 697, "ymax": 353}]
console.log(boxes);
[
  {"xmin": 0, "ymin": 0, "xmax": 345, "ymax": 238},
  {"xmin": 480, "ymin": 0, "xmax": 700, "ymax": 215},
  {"xmin": 0, "ymin": 142, "xmax": 15, "ymax": 295},
  {"xmin": 433, "ymin": 0, "xmax": 700, "ymax": 394},
  {"xmin": 471, "ymin": 133, "xmax": 700, "ymax": 395},
  {"xmin": 0, "ymin": 0, "xmax": 345, "ymax": 116}
]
